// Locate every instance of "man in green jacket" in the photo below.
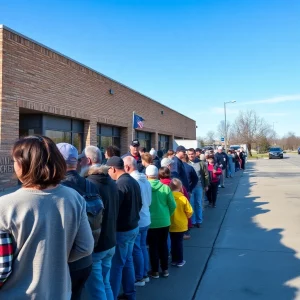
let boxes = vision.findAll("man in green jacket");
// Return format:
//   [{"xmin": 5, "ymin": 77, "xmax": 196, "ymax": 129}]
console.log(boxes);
[{"xmin": 145, "ymin": 165, "xmax": 176, "ymax": 280}]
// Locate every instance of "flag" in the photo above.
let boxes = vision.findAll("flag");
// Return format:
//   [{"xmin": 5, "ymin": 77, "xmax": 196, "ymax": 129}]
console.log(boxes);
[{"xmin": 133, "ymin": 113, "xmax": 144, "ymax": 129}]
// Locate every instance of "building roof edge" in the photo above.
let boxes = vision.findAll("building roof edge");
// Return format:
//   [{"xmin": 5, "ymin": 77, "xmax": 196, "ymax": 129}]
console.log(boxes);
[{"xmin": 0, "ymin": 24, "xmax": 196, "ymax": 123}]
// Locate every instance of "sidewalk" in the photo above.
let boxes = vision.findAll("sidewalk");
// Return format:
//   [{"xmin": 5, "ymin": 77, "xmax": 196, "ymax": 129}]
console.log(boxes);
[{"xmin": 136, "ymin": 170, "xmax": 243, "ymax": 300}]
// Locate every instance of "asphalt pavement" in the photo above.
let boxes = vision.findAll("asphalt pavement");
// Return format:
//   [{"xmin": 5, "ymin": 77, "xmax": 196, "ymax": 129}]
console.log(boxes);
[{"xmin": 137, "ymin": 156, "xmax": 300, "ymax": 300}]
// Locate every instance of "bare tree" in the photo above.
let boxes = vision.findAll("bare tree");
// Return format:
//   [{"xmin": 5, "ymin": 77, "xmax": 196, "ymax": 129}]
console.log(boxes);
[
  {"xmin": 217, "ymin": 120, "xmax": 231, "ymax": 144},
  {"xmin": 197, "ymin": 136, "xmax": 205, "ymax": 147},
  {"xmin": 205, "ymin": 130, "xmax": 215, "ymax": 145},
  {"xmin": 231, "ymin": 110, "xmax": 271, "ymax": 156}
]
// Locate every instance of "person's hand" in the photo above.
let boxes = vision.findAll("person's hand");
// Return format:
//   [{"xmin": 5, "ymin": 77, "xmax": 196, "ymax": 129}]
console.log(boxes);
[
  {"xmin": 213, "ymin": 169, "xmax": 217, "ymax": 173},
  {"xmin": 205, "ymin": 186, "xmax": 209, "ymax": 191},
  {"xmin": 219, "ymin": 164, "xmax": 223, "ymax": 168}
]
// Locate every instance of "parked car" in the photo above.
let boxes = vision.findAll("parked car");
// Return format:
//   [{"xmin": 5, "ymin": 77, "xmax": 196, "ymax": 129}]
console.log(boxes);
[
  {"xmin": 269, "ymin": 147, "xmax": 283, "ymax": 159},
  {"xmin": 298, "ymin": 147, "xmax": 300, "ymax": 154}
]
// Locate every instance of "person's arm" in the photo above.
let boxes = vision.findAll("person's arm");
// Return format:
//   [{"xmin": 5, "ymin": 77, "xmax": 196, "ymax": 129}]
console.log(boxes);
[
  {"xmin": 167, "ymin": 190, "xmax": 177, "ymax": 216},
  {"xmin": 69, "ymin": 200, "xmax": 94, "ymax": 262},
  {"xmin": 202, "ymin": 163, "xmax": 210, "ymax": 190},
  {"xmin": 0, "ymin": 231, "xmax": 13, "ymax": 288},
  {"xmin": 184, "ymin": 197, "xmax": 194, "ymax": 219},
  {"xmin": 215, "ymin": 168, "xmax": 223, "ymax": 176},
  {"xmin": 190, "ymin": 167, "xmax": 198, "ymax": 192},
  {"xmin": 170, "ymin": 158, "xmax": 180, "ymax": 179}
]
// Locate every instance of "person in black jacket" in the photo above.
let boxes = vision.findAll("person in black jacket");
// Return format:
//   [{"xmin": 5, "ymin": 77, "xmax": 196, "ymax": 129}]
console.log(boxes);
[
  {"xmin": 57, "ymin": 143, "xmax": 98, "ymax": 300},
  {"xmin": 121, "ymin": 139, "xmax": 144, "ymax": 173},
  {"xmin": 79, "ymin": 146, "xmax": 120, "ymax": 300},
  {"xmin": 171, "ymin": 146, "xmax": 189, "ymax": 192},
  {"xmin": 107, "ymin": 156, "xmax": 142, "ymax": 300},
  {"xmin": 214, "ymin": 146, "xmax": 228, "ymax": 188}
]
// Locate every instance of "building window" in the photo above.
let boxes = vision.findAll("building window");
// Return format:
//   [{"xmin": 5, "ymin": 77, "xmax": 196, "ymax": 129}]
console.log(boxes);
[
  {"xmin": 136, "ymin": 131, "xmax": 151, "ymax": 151},
  {"xmin": 19, "ymin": 113, "xmax": 84, "ymax": 152},
  {"xmin": 158, "ymin": 134, "xmax": 170, "ymax": 153},
  {"xmin": 97, "ymin": 124, "xmax": 121, "ymax": 154}
]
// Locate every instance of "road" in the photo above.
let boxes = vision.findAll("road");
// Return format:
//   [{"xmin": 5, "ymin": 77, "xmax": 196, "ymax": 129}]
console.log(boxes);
[{"xmin": 137, "ymin": 156, "xmax": 300, "ymax": 300}]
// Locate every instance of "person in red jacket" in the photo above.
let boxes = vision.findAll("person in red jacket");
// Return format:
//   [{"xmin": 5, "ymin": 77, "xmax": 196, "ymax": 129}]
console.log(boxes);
[{"xmin": 206, "ymin": 155, "xmax": 222, "ymax": 208}]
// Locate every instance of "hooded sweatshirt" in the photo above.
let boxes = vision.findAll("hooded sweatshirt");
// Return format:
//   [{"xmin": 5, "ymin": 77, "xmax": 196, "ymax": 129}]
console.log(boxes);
[
  {"xmin": 170, "ymin": 191, "xmax": 193, "ymax": 232},
  {"xmin": 130, "ymin": 170, "xmax": 152, "ymax": 228},
  {"xmin": 148, "ymin": 179, "xmax": 176, "ymax": 229}
]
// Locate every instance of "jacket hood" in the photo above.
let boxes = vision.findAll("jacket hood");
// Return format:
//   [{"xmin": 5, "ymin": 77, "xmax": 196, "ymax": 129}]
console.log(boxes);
[
  {"xmin": 160, "ymin": 178, "xmax": 171, "ymax": 185},
  {"xmin": 149, "ymin": 179, "xmax": 164, "ymax": 191},
  {"xmin": 130, "ymin": 170, "xmax": 148, "ymax": 183},
  {"xmin": 81, "ymin": 164, "xmax": 111, "ymax": 177}
]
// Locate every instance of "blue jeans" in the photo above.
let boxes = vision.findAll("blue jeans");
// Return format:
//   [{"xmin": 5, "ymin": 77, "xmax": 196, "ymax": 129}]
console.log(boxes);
[
  {"xmin": 110, "ymin": 227, "xmax": 139, "ymax": 300},
  {"xmin": 84, "ymin": 247, "xmax": 115, "ymax": 300},
  {"xmin": 132, "ymin": 226, "xmax": 149, "ymax": 280},
  {"xmin": 190, "ymin": 185, "xmax": 203, "ymax": 224}
]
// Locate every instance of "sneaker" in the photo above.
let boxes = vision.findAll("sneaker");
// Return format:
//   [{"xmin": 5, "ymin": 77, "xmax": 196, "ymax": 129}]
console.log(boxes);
[
  {"xmin": 143, "ymin": 276, "xmax": 150, "ymax": 283},
  {"xmin": 148, "ymin": 271, "xmax": 159, "ymax": 279},
  {"xmin": 135, "ymin": 279, "xmax": 145, "ymax": 287},
  {"xmin": 183, "ymin": 234, "xmax": 191, "ymax": 240},
  {"xmin": 208, "ymin": 203, "xmax": 212, "ymax": 208},
  {"xmin": 213, "ymin": 205, "xmax": 217, "ymax": 208},
  {"xmin": 218, "ymin": 185, "xmax": 221, "ymax": 188},
  {"xmin": 221, "ymin": 185, "xmax": 225, "ymax": 188},
  {"xmin": 162, "ymin": 270, "xmax": 169, "ymax": 277},
  {"xmin": 177, "ymin": 260, "xmax": 186, "ymax": 267},
  {"xmin": 171, "ymin": 261, "xmax": 177, "ymax": 266}
]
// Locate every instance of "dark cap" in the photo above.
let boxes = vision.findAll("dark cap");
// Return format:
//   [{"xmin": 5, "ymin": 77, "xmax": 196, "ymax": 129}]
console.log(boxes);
[
  {"xmin": 131, "ymin": 139, "xmax": 140, "ymax": 147},
  {"xmin": 176, "ymin": 145, "xmax": 186, "ymax": 152},
  {"xmin": 106, "ymin": 156, "xmax": 124, "ymax": 169},
  {"xmin": 195, "ymin": 148, "xmax": 201, "ymax": 152}
]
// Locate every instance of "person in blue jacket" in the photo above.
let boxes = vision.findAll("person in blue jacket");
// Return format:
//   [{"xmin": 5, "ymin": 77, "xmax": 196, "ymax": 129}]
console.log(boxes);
[{"xmin": 170, "ymin": 146, "xmax": 189, "ymax": 192}]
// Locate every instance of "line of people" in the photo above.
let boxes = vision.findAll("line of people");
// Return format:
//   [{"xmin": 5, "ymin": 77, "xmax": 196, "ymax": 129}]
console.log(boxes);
[{"xmin": 0, "ymin": 136, "xmax": 243, "ymax": 300}]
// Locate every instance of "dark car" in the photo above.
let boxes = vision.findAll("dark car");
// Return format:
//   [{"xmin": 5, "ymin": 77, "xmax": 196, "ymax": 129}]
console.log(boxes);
[
  {"xmin": 298, "ymin": 147, "xmax": 300, "ymax": 154},
  {"xmin": 269, "ymin": 147, "xmax": 283, "ymax": 159}
]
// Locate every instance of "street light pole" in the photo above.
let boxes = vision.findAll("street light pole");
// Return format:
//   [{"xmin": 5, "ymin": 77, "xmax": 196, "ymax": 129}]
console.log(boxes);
[{"xmin": 224, "ymin": 100, "xmax": 236, "ymax": 150}]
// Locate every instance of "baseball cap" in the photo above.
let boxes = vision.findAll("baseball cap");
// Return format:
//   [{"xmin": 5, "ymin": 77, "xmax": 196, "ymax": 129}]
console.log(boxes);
[
  {"xmin": 106, "ymin": 156, "xmax": 124, "ymax": 169},
  {"xmin": 161, "ymin": 157, "xmax": 174, "ymax": 167},
  {"xmin": 131, "ymin": 139, "xmax": 140, "ymax": 147},
  {"xmin": 145, "ymin": 165, "xmax": 158, "ymax": 177},
  {"xmin": 57, "ymin": 143, "xmax": 78, "ymax": 164},
  {"xmin": 176, "ymin": 145, "xmax": 186, "ymax": 152}
]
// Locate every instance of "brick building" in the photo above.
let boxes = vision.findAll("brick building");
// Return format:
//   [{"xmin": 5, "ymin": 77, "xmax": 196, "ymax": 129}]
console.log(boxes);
[{"xmin": 0, "ymin": 25, "xmax": 196, "ymax": 189}]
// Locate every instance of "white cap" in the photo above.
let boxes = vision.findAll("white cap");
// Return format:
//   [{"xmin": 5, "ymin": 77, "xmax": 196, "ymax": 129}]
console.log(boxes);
[
  {"xmin": 218, "ymin": 146, "xmax": 223, "ymax": 150},
  {"xmin": 161, "ymin": 157, "xmax": 174, "ymax": 167},
  {"xmin": 149, "ymin": 148, "xmax": 157, "ymax": 156},
  {"xmin": 145, "ymin": 165, "xmax": 158, "ymax": 177}
]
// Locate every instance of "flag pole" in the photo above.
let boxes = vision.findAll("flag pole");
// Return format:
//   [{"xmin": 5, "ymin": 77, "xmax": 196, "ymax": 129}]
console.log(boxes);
[{"xmin": 132, "ymin": 111, "xmax": 135, "ymax": 141}]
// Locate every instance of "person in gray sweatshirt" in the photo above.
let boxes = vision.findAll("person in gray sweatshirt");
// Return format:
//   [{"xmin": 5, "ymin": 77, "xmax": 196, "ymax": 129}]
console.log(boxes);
[{"xmin": 0, "ymin": 136, "xmax": 94, "ymax": 300}]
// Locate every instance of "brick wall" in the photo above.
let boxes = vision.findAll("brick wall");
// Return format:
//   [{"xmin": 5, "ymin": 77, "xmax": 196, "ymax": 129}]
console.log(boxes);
[{"xmin": 0, "ymin": 26, "xmax": 196, "ymax": 189}]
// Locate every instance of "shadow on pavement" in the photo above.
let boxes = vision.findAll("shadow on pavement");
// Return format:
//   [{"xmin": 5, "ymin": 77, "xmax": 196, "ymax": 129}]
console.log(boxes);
[{"xmin": 194, "ymin": 161, "xmax": 300, "ymax": 300}]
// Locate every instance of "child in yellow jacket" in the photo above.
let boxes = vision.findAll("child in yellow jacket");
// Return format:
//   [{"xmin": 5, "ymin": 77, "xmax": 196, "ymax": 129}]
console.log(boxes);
[{"xmin": 169, "ymin": 178, "xmax": 193, "ymax": 267}]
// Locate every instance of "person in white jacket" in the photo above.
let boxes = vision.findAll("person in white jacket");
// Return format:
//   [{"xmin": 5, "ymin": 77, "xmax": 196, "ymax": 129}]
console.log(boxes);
[{"xmin": 123, "ymin": 156, "xmax": 152, "ymax": 287}]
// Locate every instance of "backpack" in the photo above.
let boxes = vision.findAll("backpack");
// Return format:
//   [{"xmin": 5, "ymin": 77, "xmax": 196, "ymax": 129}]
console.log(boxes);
[{"xmin": 83, "ymin": 180, "xmax": 104, "ymax": 247}]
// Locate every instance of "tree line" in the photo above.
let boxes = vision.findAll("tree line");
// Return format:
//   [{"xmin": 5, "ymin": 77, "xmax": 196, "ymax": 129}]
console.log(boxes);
[{"xmin": 198, "ymin": 110, "xmax": 299, "ymax": 156}]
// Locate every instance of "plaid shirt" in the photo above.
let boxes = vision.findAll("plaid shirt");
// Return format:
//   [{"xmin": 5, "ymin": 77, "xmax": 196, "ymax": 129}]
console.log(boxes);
[{"xmin": 0, "ymin": 231, "xmax": 13, "ymax": 287}]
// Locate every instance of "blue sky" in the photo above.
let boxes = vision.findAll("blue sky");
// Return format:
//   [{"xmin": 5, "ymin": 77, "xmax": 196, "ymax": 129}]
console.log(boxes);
[{"xmin": 1, "ymin": 0, "xmax": 299, "ymax": 138}]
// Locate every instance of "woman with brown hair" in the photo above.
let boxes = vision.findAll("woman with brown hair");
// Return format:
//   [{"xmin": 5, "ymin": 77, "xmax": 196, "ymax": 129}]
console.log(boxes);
[
  {"xmin": 0, "ymin": 136, "xmax": 94, "ymax": 299},
  {"xmin": 141, "ymin": 152, "xmax": 153, "ymax": 169},
  {"xmin": 164, "ymin": 149, "xmax": 175, "ymax": 159}
]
